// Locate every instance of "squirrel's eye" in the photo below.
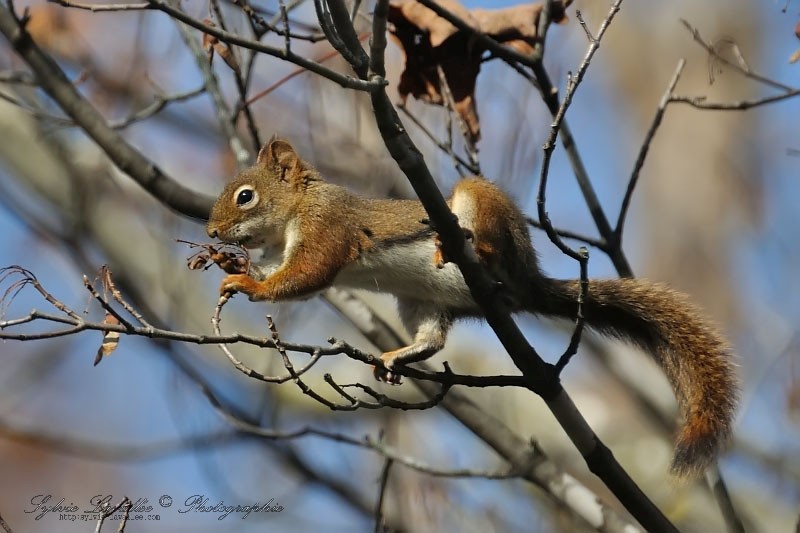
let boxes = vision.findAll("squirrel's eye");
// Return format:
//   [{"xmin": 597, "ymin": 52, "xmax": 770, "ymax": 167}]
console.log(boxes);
[
  {"xmin": 237, "ymin": 189, "xmax": 253, "ymax": 205},
  {"xmin": 233, "ymin": 185, "xmax": 258, "ymax": 208}
]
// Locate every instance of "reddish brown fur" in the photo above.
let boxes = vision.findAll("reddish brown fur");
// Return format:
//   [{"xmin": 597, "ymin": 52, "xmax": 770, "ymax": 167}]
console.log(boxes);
[
  {"xmin": 208, "ymin": 140, "xmax": 738, "ymax": 477},
  {"xmin": 455, "ymin": 180, "xmax": 738, "ymax": 477}
]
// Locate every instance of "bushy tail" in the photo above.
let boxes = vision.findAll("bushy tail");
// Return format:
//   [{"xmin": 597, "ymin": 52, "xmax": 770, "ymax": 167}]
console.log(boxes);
[{"xmin": 533, "ymin": 277, "xmax": 738, "ymax": 478}]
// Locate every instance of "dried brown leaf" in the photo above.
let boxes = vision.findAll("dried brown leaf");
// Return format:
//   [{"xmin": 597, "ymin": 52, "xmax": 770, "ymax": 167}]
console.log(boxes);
[
  {"xmin": 202, "ymin": 18, "xmax": 218, "ymax": 62},
  {"xmin": 213, "ymin": 41, "xmax": 240, "ymax": 73},
  {"xmin": 388, "ymin": 0, "xmax": 571, "ymax": 143},
  {"xmin": 180, "ymin": 240, "xmax": 249, "ymax": 274},
  {"xmin": 94, "ymin": 312, "xmax": 120, "ymax": 366},
  {"xmin": 791, "ymin": 22, "xmax": 800, "ymax": 64},
  {"xmin": 389, "ymin": 1, "xmax": 482, "ymax": 141},
  {"xmin": 201, "ymin": 19, "xmax": 239, "ymax": 72}
]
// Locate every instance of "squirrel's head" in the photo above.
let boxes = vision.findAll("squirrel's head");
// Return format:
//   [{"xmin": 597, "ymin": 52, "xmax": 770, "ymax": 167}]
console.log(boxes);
[{"xmin": 206, "ymin": 138, "xmax": 318, "ymax": 249}]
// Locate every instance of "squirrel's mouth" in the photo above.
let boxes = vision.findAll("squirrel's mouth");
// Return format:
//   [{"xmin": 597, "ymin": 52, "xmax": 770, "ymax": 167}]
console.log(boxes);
[
  {"xmin": 236, "ymin": 235, "xmax": 267, "ymax": 249},
  {"xmin": 236, "ymin": 236, "xmax": 255, "ymax": 248}
]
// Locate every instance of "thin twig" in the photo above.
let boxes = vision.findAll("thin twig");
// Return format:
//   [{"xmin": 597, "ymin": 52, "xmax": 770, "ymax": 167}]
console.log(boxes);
[
  {"xmin": 204, "ymin": 384, "xmax": 520, "ymax": 479},
  {"xmin": 680, "ymin": 19, "xmax": 794, "ymax": 92},
  {"xmin": 0, "ymin": 301, "xmax": 528, "ymax": 388},
  {"xmin": 373, "ymin": 454, "xmax": 394, "ymax": 533},
  {"xmin": 554, "ymin": 247, "xmax": 589, "ymax": 373},
  {"xmin": 398, "ymin": 103, "xmax": 478, "ymax": 176},
  {"xmin": 1, "ymin": 266, "xmax": 82, "ymax": 320},
  {"xmin": 0, "ymin": 90, "xmax": 74, "ymax": 125},
  {"xmin": 575, "ymin": 10, "xmax": 594, "ymax": 41},
  {"xmin": 229, "ymin": 0, "xmax": 325, "ymax": 41},
  {"xmin": 210, "ymin": 296, "xmax": 322, "ymax": 383},
  {"xmin": 0, "ymin": 509, "xmax": 13, "ymax": 533},
  {"xmin": 669, "ymin": 90, "xmax": 800, "ymax": 110},
  {"xmin": 0, "ymin": 4, "xmax": 215, "ymax": 219},
  {"xmin": 268, "ymin": 315, "xmax": 373, "ymax": 410},
  {"xmin": 209, "ymin": 1, "xmax": 262, "ymax": 152},
  {"xmin": 101, "ymin": 266, "xmax": 153, "ymax": 329},
  {"xmin": 536, "ymin": 0, "xmax": 623, "ymax": 262},
  {"xmin": 209, "ymin": 296, "xmax": 453, "ymax": 409},
  {"xmin": 331, "ymin": 376, "xmax": 451, "ymax": 410},
  {"xmin": 615, "ymin": 59, "xmax": 685, "ymax": 242},
  {"xmin": 706, "ymin": 467, "xmax": 745, "ymax": 533},
  {"xmin": 314, "ymin": 0, "xmax": 367, "ymax": 76},
  {"xmin": 83, "ymin": 275, "xmax": 135, "ymax": 331},
  {"xmin": 525, "ymin": 217, "xmax": 607, "ymax": 251},
  {"xmin": 109, "ymin": 86, "xmax": 205, "ymax": 130},
  {"xmin": 146, "ymin": 0, "xmax": 382, "ymax": 92},
  {"xmin": 0, "ymin": 70, "xmax": 35, "ymax": 84},
  {"xmin": 168, "ymin": 0, "xmax": 250, "ymax": 168},
  {"xmin": 94, "ymin": 497, "xmax": 131, "ymax": 533},
  {"xmin": 237, "ymin": 32, "xmax": 371, "ymax": 112},
  {"xmin": 435, "ymin": 65, "xmax": 480, "ymax": 172},
  {"xmin": 50, "ymin": 0, "xmax": 149, "ymax": 11}
]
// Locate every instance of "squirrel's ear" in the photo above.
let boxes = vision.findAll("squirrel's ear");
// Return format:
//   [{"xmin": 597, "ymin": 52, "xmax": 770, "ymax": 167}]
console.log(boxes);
[
  {"xmin": 257, "ymin": 137, "xmax": 316, "ymax": 190},
  {"xmin": 257, "ymin": 138, "xmax": 298, "ymax": 171}
]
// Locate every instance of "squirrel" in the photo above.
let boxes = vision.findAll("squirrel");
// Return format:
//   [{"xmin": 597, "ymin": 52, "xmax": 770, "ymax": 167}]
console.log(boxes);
[{"xmin": 206, "ymin": 138, "xmax": 738, "ymax": 478}]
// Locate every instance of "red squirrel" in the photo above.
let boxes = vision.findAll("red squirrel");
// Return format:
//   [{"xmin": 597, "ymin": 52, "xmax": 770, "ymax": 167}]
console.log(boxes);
[{"xmin": 206, "ymin": 138, "xmax": 738, "ymax": 478}]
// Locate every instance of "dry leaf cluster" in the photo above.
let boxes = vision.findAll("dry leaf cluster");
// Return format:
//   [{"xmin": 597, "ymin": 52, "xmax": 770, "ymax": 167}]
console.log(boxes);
[{"xmin": 388, "ymin": 0, "xmax": 570, "ymax": 141}]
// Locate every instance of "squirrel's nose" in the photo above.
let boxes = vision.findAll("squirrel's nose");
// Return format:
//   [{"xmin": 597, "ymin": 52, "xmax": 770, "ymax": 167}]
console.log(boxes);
[{"xmin": 207, "ymin": 227, "xmax": 218, "ymax": 239}]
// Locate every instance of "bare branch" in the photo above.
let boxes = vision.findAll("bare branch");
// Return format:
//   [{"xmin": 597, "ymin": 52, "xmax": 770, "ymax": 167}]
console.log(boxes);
[
  {"xmin": 145, "ymin": 0, "xmax": 384, "ymax": 93},
  {"xmin": 0, "ymin": 292, "xmax": 528, "ymax": 389},
  {"xmin": 670, "ymin": 90, "xmax": 800, "ymax": 110},
  {"xmin": 525, "ymin": 217, "xmax": 607, "ymax": 252},
  {"xmin": 398, "ymin": 103, "xmax": 480, "ymax": 176},
  {"xmin": 203, "ymin": 383, "xmax": 525, "ymax": 480},
  {"xmin": 0, "ymin": 4, "xmax": 215, "ymax": 219},
  {"xmin": 326, "ymin": 2, "xmax": 676, "ymax": 530},
  {"xmin": 109, "ymin": 86, "xmax": 205, "ymax": 130},
  {"xmin": 435, "ymin": 65, "xmax": 480, "ymax": 172},
  {"xmin": 94, "ymin": 496, "xmax": 131, "ymax": 533},
  {"xmin": 228, "ymin": 0, "xmax": 326, "ymax": 41},
  {"xmin": 706, "ymin": 467, "xmax": 745, "ymax": 533},
  {"xmin": 0, "ymin": 508, "xmax": 13, "ymax": 533},
  {"xmin": 554, "ymin": 246, "xmax": 589, "ymax": 374},
  {"xmin": 1, "ymin": 266, "xmax": 81, "ymax": 320},
  {"xmin": 536, "ymin": 0, "xmax": 623, "ymax": 261},
  {"xmin": 168, "ymin": 0, "xmax": 250, "ymax": 168},
  {"xmin": 615, "ymin": 59, "xmax": 686, "ymax": 241},
  {"xmin": 49, "ymin": 0, "xmax": 149, "ymax": 11},
  {"xmin": 83, "ymin": 274, "xmax": 135, "ymax": 331},
  {"xmin": 373, "ymin": 453, "xmax": 394, "ymax": 533},
  {"xmin": 681, "ymin": 19, "xmax": 795, "ymax": 92}
]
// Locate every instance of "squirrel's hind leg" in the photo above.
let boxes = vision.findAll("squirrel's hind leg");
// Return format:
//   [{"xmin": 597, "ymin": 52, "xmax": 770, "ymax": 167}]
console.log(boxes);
[{"xmin": 374, "ymin": 299, "xmax": 453, "ymax": 384}]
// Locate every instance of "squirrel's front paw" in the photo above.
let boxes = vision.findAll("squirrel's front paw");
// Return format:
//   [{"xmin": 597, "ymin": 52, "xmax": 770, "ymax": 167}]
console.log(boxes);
[
  {"xmin": 220, "ymin": 274, "xmax": 260, "ymax": 300},
  {"xmin": 432, "ymin": 227, "xmax": 474, "ymax": 269},
  {"xmin": 373, "ymin": 356, "xmax": 403, "ymax": 385}
]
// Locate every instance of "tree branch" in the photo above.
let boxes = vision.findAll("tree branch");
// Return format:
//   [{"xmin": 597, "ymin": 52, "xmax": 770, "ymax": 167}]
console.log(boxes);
[
  {"xmin": 321, "ymin": 2, "xmax": 676, "ymax": 530},
  {"xmin": 0, "ymin": 4, "xmax": 214, "ymax": 219}
]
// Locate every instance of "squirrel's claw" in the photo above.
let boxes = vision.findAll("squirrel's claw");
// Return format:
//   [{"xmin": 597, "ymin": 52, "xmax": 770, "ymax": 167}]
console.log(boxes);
[
  {"xmin": 432, "ymin": 227, "xmax": 475, "ymax": 268},
  {"xmin": 373, "ymin": 363, "xmax": 402, "ymax": 385},
  {"xmin": 219, "ymin": 273, "xmax": 252, "ymax": 297}
]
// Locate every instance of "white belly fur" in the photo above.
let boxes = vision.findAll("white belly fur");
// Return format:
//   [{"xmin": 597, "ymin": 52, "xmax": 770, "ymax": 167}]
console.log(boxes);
[{"xmin": 335, "ymin": 240, "xmax": 476, "ymax": 308}]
